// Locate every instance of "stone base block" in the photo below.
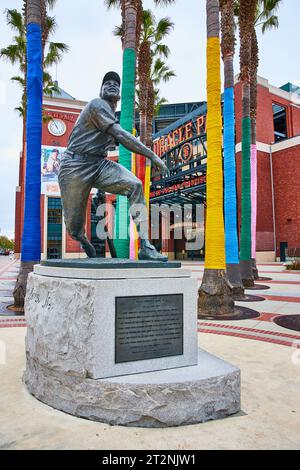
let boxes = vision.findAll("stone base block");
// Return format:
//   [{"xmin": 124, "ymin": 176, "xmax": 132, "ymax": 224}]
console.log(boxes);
[
  {"xmin": 25, "ymin": 266, "xmax": 198, "ymax": 379},
  {"xmin": 24, "ymin": 349, "xmax": 241, "ymax": 428}
]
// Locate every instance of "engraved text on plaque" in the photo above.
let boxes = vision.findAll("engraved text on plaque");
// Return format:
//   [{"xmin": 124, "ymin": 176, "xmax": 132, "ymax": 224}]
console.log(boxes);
[{"xmin": 115, "ymin": 294, "xmax": 183, "ymax": 363}]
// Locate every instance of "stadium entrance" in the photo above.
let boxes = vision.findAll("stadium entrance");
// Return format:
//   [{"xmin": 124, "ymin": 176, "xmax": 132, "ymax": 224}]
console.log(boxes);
[{"xmin": 150, "ymin": 104, "xmax": 207, "ymax": 260}]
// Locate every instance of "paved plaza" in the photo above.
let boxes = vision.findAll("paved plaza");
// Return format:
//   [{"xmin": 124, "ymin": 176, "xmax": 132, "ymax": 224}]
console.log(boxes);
[{"xmin": 0, "ymin": 257, "xmax": 299, "ymax": 450}]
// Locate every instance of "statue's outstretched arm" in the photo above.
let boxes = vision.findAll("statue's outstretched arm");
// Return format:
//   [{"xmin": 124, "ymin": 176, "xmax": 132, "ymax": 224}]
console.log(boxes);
[{"xmin": 108, "ymin": 123, "xmax": 169, "ymax": 177}]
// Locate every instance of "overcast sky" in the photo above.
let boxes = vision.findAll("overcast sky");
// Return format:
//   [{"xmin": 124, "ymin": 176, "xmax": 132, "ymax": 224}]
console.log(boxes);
[{"xmin": 0, "ymin": 0, "xmax": 299, "ymax": 238}]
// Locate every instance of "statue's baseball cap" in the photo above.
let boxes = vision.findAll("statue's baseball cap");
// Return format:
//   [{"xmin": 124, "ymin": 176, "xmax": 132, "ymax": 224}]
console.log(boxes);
[{"xmin": 102, "ymin": 71, "xmax": 121, "ymax": 87}]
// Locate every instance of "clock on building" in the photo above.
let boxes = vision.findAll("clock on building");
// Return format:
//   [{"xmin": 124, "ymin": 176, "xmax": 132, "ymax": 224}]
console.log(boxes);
[{"xmin": 48, "ymin": 118, "xmax": 66, "ymax": 136}]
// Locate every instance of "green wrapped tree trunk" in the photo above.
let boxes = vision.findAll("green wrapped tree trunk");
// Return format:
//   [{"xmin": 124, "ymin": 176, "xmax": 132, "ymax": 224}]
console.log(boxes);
[
  {"xmin": 114, "ymin": 2, "xmax": 137, "ymax": 258},
  {"xmin": 239, "ymin": 0, "xmax": 257, "ymax": 287},
  {"xmin": 240, "ymin": 115, "xmax": 252, "ymax": 261}
]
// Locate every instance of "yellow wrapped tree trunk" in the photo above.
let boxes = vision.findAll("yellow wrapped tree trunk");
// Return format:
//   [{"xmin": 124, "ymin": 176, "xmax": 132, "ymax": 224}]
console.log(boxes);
[{"xmin": 198, "ymin": 0, "xmax": 234, "ymax": 318}]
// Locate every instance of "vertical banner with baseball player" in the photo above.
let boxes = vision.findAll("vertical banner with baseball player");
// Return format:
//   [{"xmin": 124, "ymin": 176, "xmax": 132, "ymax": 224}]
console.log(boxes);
[{"xmin": 41, "ymin": 146, "xmax": 66, "ymax": 195}]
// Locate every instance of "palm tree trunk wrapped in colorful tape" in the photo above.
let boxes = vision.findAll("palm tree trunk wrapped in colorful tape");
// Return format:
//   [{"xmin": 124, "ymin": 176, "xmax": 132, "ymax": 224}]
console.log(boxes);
[
  {"xmin": 13, "ymin": 0, "xmax": 43, "ymax": 310},
  {"xmin": 1, "ymin": 1, "xmax": 68, "ymax": 309},
  {"xmin": 113, "ymin": 2, "xmax": 138, "ymax": 258},
  {"xmin": 250, "ymin": 29, "xmax": 258, "ymax": 278},
  {"xmin": 129, "ymin": 130, "xmax": 139, "ymax": 259},
  {"xmin": 198, "ymin": 0, "xmax": 234, "ymax": 318},
  {"xmin": 106, "ymin": 0, "xmax": 175, "ymax": 258},
  {"xmin": 220, "ymin": 0, "xmax": 245, "ymax": 299},
  {"xmin": 238, "ymin": 0, "xmax": 257, "ymax": 287},
  {"xmin": 136, "ymin": 8, "xmax": 175, "ymax": 219}
]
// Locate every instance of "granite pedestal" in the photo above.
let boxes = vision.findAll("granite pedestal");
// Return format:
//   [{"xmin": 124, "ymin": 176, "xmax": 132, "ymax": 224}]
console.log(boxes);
[{"xmin": 24, "ymin": 259, "xmax": 241, "ymax": 427}]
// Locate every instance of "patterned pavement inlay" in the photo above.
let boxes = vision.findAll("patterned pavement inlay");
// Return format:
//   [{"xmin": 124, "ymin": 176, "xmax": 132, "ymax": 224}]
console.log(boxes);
[
  {"xmin": 199, "ymin": 306, "xmax": 261, "ymax": 321},
  {"xmin": 274, "ymin": 315, "xmax": 300, "ymax": 333}
]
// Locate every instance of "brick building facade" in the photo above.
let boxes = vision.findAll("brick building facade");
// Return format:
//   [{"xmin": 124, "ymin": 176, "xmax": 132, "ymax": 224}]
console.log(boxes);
[{"xmin": 235, "ymin": 77, "xmax": 300, "ymax": 261}]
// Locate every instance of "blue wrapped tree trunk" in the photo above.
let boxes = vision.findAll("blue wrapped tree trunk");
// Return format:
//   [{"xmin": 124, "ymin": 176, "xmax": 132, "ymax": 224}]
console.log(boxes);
[{"xmin": 13, "ymin": 0, "xmax": 43, "ymax": 310}]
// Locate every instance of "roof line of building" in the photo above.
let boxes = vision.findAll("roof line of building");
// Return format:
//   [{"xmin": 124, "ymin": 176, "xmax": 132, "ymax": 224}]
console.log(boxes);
[
  {"xmin": 234, "ymin": 75, "xmax": 300, "ymax": 105},
  {"xmin": 153, "ymin": 102, "xmax": 207, "ymax": 140}
]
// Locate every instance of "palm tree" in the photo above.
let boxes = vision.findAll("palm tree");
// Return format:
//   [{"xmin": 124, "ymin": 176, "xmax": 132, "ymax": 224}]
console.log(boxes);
[
  {"xmin": 1, "ymin": 9, "xmax": 68, "ymax": 118},
  {"xmin": 220, "ymin": 0, "xmax": 245, "ymax": 298},
  {"xmin": 4, "ymin": 0, "xmax": 68, "ymax": 311},
  {"xmin": 146, "ymin": 59, "xmax": 175, "ymax": 146},
  {"xmin": 114, "ymin": 11, "xmax": 175, "ymax": 149},
  {"xmin": 1, "ymin": 8, "xmax": 28, "ymax": 214},
  {"xmin": 137, "ymin": 10, "xmax": 174, "ymax": 147},
  {"xmin": 144, "ymin": 58, "xmax": 175, "ymax": 205},
  {"xmin": 250, "ymin": 0, "xmax": 282, "ymax": 279},
  {"xmin": 250, "ymin": 24, "xmax": 259, "ymax": 279},
  {"xmin": 105, "ymin": 0, "xmax": 141, "ymax": 258},
  {"xmin": 9, "ymin": 0, "xmax": 43, "ymax": 312},
  {"xmin": 105, "ymin": 0, "xmax": 175, "ymax": 258},
  {"xmin": 198, "ymin": 0, "xmax": 235, "ymax": 318},
  {"xmin": 238, "ymin": 0, "xmax": 257, "ymax": 287},
  {"xmin": 1, "ymin": 6, "xmax": 68, "ymax": 284},
  {"xmin": 127, "ymin": 11, "xmax": 175, "ymax": 217}
]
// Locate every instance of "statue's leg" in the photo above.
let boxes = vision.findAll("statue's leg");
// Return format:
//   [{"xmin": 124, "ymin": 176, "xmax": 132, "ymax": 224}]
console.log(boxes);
[
  {"xmin": 58, "ymin": 157, "xmax": 96, "ymax": 258},
  {"xmin": 94, "ymin": 159, "xmax": 167, "ymax": 261},
  {"xmin": 94, "ymin": 159, "xmax": 149, "ymax": 238}
]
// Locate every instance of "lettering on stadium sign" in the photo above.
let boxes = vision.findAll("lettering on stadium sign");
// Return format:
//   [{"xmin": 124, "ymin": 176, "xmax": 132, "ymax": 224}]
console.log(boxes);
[
  {"xmin": 150, "ymin": 175, "xmax": 206, "ymax": 198},
  {"xmin": 153, "ymin": 115, "xmax": 207, "ymax": 159},
  {"xmin": 44, "ymin": 111, "xmax": 78, "ymax": 123}
]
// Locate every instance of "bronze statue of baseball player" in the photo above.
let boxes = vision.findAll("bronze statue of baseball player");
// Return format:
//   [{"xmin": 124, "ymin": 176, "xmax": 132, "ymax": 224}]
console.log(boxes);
[{"xmin": 58, "ymin": 71, "xmax": 169, "ymax": 261}]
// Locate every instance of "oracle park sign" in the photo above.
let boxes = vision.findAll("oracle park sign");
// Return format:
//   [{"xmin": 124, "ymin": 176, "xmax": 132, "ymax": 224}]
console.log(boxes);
[
  {"xmin": 153, "ymin": 114, "xmax": 207, "ymax": 159},
  {"xmin": 150, "ymin": 104, "xmax": 208, "ymax": 205}
]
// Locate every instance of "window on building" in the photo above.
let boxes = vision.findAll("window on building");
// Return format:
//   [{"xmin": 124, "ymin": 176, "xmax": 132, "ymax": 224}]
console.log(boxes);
[
  {"xmin": 175, "ymin": 104, "xmax": 186, "ymax": 115},
  {"xmin": 272, "ymin": 103, "xmax": 288, "ymax": 142},
  {"xmin": 47, "ymin": 197, "xmax": 62, "ymax": 259}
]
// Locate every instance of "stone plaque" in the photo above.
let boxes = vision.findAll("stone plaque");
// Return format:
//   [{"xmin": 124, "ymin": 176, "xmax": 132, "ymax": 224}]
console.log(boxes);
[{"xmin": 115, "ymin": 294, "xmax": 183, "ymax": 363}]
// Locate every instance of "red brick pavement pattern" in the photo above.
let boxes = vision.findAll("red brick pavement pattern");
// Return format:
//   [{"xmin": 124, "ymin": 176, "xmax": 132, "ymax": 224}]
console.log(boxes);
[
  {"xmin": 256, "ymin": 280, "xmax": 300, "ymax": 285},
  {"xmin": 0, "ymin": 318, "xmax": 25, "ymax": 323},
  {"xmin": 198, "ymin": 321, "xmax": 300, "ymax": 341},
  {"xmin": 259, "ymin": 271, "xmax": 300, "ymax": 275},
  {"xmin": 0, "ymin": 323, "xmax": 26, "ymax": 328},
  {"xmin": 258, "ymin": 312, "xmax": 280, "ymax": 322},
  {"xmin": 0, "ymin": 260, "xmax": 17, "ymax": 276},
  {"xmin": 0, "ymin": 317, "xmax": 26, "ymax": 328},
  {"xmin": 263, "ymin": 295, "xmax": 300, "ymax": 303},
  {"xmin": 196, "ymin": 276, "xmax": 299, "ymax": 296},
  {"xmin": 199, "ymin": 328, "xmax": 299, "ymax": 348}
]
